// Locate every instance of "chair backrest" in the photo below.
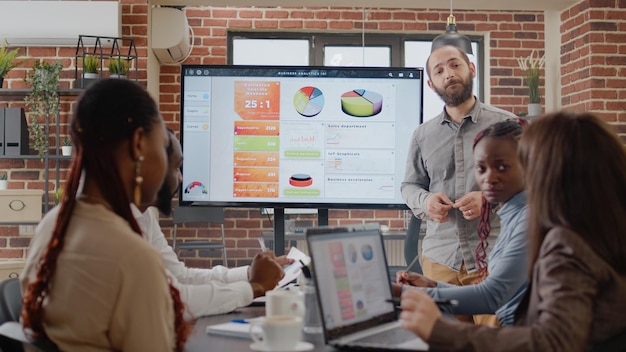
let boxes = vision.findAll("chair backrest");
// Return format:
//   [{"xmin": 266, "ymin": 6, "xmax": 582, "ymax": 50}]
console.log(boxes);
[
  {"xmin": 0, "ymin": 278, "xmax": 24, "ymax": 351},
  {"xmin": 172, "ymin": 206, "xmax": 225, "ymax": 225},
  {"xmin": 0, "ymin": 278, "xmax": 22, "ymax": 324}
]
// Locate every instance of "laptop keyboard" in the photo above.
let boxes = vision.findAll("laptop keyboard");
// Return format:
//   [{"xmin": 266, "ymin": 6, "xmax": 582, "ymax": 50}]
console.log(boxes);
[{"xmin": 354, "ymin": 327, "xmax": 416, "ymax": 345}]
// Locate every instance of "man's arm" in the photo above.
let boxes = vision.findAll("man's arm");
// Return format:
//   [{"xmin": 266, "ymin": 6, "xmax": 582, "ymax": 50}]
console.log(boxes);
[
  {"xmin": 401, "ymin": 130, "xmax": 436, "ymax": 219},
  {"xmin": 140, "ymin": 207, "xmax": 249, "ymax": 284}
]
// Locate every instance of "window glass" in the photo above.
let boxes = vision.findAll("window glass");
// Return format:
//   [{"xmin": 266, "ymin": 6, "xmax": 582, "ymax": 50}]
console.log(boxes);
[
  {"xmin": 232, "ymin": 39, "xmax": 309, "ymax": 65},
  {"xmin": 323, "ymin": 46, "xmax": 390, "ymax": 67}
]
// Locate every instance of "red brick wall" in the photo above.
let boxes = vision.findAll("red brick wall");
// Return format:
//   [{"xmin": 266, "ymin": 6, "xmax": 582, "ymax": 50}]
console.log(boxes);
[{"xmin": 560, "ymin": 0, "xmax": 626, "ymax": 141}]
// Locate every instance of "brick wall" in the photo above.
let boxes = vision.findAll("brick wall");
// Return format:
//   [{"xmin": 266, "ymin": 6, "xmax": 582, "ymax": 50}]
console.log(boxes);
[
  {"xmin": 2, "ymin": 1, "xmax": 624, "ymax": 268},
  {"xmin": 560, "ymin": 0, "xmax": 626, "ymax": 140}
]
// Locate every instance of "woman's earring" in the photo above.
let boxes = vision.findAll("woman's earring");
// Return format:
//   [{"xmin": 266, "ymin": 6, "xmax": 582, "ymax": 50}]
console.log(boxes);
[{"xmin": 134, "ymin": 155, "xmax": 145, "ymax": 205}]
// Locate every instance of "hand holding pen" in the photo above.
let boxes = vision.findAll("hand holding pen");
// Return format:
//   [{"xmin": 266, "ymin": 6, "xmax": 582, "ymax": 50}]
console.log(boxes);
[{"xmin": 256, "ymin": 236, "xmax": 294, "ymax": 267}]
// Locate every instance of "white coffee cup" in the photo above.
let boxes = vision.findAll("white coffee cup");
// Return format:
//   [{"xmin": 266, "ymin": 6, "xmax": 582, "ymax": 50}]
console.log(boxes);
[
  {"xmin": 266, "ymin": 289, "xmax": 305, "ymax": 318},
  {"xmin": 250, "ymin": 315, "xmax": 303, "ymax": 351}
]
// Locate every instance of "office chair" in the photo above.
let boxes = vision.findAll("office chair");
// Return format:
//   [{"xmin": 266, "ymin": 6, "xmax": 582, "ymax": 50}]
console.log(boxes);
[
  {"xmin": 0, "ymin": 278, "xmax": 21, "ymax": 324},
  {"xmin": 0, "ymin": 278, "xmax": 58, "ymax": 352},
  {"xmin": 172, "ymin": 206, "xmax": 228, "ymax": 266},
  {"xmin": 403, "ymin": 214, "xmax": 423, "ymax": 274}
]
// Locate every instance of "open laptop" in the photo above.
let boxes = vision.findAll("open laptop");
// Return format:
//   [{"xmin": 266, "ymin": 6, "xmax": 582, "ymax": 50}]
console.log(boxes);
[{"xmin": 306, "ymin": 223, "xmax": 429, "ymax": 351}]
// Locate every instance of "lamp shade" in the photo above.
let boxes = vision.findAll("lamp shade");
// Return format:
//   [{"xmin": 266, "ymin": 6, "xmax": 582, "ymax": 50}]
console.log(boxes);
[{"xmin": 431, "ymin": 15, "xmax": 473, "ymax": 55}]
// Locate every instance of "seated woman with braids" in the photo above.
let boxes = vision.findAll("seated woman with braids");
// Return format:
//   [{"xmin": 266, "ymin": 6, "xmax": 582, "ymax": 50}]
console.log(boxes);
[
  {"xmin": 393, "ymin": 119, "xmax": 529, "ymax": 327},
  {"xmin": 19, "ymin": 79, "xmax": 283, "ymax": 351}
]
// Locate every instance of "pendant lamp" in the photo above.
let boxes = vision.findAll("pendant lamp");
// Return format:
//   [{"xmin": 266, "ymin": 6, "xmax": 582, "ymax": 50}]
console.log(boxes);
[{"xmin": 431, "ymin": 0, "xmax": 473, "ymax": 55}]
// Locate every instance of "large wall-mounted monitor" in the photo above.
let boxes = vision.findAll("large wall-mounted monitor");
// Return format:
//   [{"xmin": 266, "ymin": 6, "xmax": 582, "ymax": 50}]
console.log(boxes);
[{"xmin": 180, "ymin": 65, "xmax": 424, "ymax": 209}]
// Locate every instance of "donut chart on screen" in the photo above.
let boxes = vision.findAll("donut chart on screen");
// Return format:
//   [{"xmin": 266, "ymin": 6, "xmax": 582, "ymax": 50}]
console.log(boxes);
[
  {"xmin": 340, "ymin": 89, "xmax": 383, "ymax": 117},
  {"xmin": 184, "ymin": 181, "xmax": 208, "ymax": 195},
  {"xmin": 293, "ymin": 86, "xmax": 325, "ymax": 117}
]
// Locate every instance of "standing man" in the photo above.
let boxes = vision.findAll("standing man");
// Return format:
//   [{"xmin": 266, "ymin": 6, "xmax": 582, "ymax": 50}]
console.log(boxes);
[{"xmin": 401, "ymin": 45, "xmax": 516, "ymax": 293}]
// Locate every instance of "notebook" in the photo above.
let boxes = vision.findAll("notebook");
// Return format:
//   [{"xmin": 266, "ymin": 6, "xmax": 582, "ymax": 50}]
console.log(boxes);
[{"xmin": 306, "ymin": 223, "xmax": 429, "ymax": 351}]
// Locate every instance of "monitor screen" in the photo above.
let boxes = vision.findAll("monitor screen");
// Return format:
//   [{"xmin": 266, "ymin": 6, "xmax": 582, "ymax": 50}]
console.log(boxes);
[{"xmin": 180, "ymin": 65, "xmax": 424, "ymax": 209}]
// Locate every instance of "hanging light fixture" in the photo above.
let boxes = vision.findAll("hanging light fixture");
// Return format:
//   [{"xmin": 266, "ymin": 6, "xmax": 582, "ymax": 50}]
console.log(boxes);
[{"xmin": 431, "ymin": 0, "xmax": 473, "ymax": 55}]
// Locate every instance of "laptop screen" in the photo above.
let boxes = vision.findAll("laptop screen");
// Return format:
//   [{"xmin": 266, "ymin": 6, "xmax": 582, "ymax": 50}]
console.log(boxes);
[{"xmin": 306, "ymin": 224, "xmax": 397, "ymax": 341}]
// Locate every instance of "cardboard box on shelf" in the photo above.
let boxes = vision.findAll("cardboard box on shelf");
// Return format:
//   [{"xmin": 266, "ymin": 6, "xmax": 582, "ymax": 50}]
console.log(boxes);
[
  {"xmin": 0, "ymin": 189, "xmax": 44, "ymax": 223},
  {"xmin": 0, "ymin": 260, "xmax": 25, "ymax": 279}
]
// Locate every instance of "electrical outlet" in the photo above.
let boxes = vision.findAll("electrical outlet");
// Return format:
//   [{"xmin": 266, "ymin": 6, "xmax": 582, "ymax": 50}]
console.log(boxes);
[{"xmin": 19, "ymin": 225, "xmax": 36, "ymax": 236}]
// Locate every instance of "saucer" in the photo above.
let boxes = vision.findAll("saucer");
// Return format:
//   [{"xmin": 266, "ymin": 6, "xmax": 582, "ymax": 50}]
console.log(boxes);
[{"xmin": 249, "ymin": 341, "xmax": 314, "ymax": 352}]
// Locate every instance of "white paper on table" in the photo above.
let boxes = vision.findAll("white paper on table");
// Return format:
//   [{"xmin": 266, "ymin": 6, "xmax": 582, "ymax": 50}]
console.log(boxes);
[{"xmin": 277, "ymin": 247, "xmax": 310, "ymax": 288}]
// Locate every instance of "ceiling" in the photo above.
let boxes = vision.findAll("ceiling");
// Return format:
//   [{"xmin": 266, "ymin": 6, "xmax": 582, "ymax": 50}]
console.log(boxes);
[{"xmin": 149, "ymin": 0, "xmax": 579, "ymax": 12}]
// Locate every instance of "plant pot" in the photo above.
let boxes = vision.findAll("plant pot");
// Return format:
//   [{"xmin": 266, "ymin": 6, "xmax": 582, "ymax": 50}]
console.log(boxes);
[
  {"xmin": 79, "ymin": 72, "xmax": 99, "ymax": 88},
  {"xmin": 61, "ymin": 146, "xmax": 72, "ymax": 156},
  {"xmin": 109, "ymin": 74, "xmax": 126, "ymax": 79},
  {"xmin": 0, "ymin": 180, "xmax": 7, "ymax": 190},
  {"xmin": 527, "ymin": 103, "xmax": 542, "ymax": 117}
]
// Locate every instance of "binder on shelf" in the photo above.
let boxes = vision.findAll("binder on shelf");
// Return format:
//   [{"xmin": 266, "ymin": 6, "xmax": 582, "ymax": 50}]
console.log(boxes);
[
  {"xmin": 3, "ymin": 108, "xmax": 29, "ymax": 156},
  {"xmin": 0, "ymin": 108, "xmax": 5, "ymax": 155}
]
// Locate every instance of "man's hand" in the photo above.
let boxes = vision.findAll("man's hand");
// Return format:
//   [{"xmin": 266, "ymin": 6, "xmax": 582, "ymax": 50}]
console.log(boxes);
[
  {"xmin": 453, "ymin": 191, "xmax": 482, "ymax": 221},
  {"xmin": 248, "ymin": 252, "xmax": 284, "ymax": 298},
  {"xmin": 426, "ymin": 193, "xmax": 454, "ymax": 223}
]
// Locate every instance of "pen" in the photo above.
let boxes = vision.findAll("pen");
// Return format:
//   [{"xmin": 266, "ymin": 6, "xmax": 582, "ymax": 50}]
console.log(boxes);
[
  {"xmin": 257, "ymin": 236, "xmax": 267, "ymax": 252},
  {"xmin": 299, "ymin": 259, "xmax": 312, "ymax": 279},
  {"xmin": 385, "ymin": 298, "xmax": 459, "ymax": 308},
  {"xmin": 230, "ymin": 319, "xmax": 249, "ymax": 324},
  {"xmin": 404, "ymin": 255, "xmax": 421, "ymax": 274}
]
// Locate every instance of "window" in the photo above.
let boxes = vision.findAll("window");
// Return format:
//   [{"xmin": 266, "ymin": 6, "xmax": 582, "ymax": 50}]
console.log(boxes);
[{"xmin": 228, "ymin": 32, "xmax": 483, "ymax": 121}]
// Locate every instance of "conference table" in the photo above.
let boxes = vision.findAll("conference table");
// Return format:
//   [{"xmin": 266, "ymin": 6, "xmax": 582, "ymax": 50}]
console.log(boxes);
[{"xmin": 184, "ymin": 305, "xmax": 336, "ymax": 352}]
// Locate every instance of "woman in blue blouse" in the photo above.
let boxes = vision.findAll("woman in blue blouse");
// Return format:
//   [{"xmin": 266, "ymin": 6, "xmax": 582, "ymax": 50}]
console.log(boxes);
[{"xmin": 395, "ymin": 119, "xmax": 528, "ymax": 326}]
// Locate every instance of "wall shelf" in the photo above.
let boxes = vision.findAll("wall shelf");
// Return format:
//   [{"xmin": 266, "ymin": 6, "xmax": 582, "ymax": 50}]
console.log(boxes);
[
  {"xmin": 0, "ymin": 89, "xmax": 78, "ymax": 213},
  {"xmin": 74, "ymin": 35, "xmax": 138, "ymax": 88}
]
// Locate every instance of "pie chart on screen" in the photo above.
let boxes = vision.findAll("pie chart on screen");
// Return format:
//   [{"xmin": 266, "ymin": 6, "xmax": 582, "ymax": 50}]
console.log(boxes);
[
  {"xmin": 341, "ymin": 89, "xmax": 383, "ymax": 117},
  {"xmin": 293, "ymin": 86, "xmax": 325, "ymax": 117}
]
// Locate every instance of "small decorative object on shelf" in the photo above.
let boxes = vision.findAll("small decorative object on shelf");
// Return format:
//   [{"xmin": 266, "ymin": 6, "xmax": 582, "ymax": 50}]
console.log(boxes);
[
  {"xmin": 53, "ymin": 187, "xmax": 64, "ymax": 206},
  {"xmin": 108, "ymin": 57, "xmax": 129, "ymax": 79},
  {"xmin": 74, "ymin": 35, "xmax": 137, "ymax": 87},
  {"xmin": 80, "ymin": 54, "xmax": 100, "ymax": 88},
  {"xmin": 24, "ymin": 60, "xmax": 63, "ymax": 159},
  {"xmin": 0, "ymin": 40, "xmax": 24, "ymax": 89},
  {"xmin": 0, "ymin": 173, "xmax": 8, "ymax": 190},
  {"xmin": 517, "ymin": 49, "xmax": 545, "ymax": 117},
  {"xmin": 61, "ymin": 139, "xmax": 72, "ymax": 156}
]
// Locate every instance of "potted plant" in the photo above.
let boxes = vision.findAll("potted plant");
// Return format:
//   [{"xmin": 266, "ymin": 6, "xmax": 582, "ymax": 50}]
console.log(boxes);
[
  {"xmin": 61, "ymin": 138, "xmax": 72, "ymax": 156},
  {"xmin": 53, "ymin": 187, "xmax": 64, "ymax": 206},
  {"xmin": 0, "ymin": 172, "xmax": 7, "ymax": 190},
  {"xmin": 517, "ymin": 49, "xmax": 545, "ymax": 117},
  {"xmin": 0, "ymin": 40, "xmax": 24, "ymax": 88},
  {"xmin": 108, "ymin": 57, "xmax": 128, "ymax": 79},
  {"xmin": 24, "ymin": 60, "xmax": 63, "ymax": 159},
  {"xmin": 80, "ymin": 54, "xmax": 100, "ymax": 88}
]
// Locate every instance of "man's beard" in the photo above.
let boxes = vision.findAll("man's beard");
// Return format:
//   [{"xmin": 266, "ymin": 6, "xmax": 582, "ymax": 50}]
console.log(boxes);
[
  {"xmin": 155, "ymin": 182, "xmax": 178, "ymax": 216},
  {"xmin": 433, "ymin": 74, "xmax": 473, "ymax": 107}
]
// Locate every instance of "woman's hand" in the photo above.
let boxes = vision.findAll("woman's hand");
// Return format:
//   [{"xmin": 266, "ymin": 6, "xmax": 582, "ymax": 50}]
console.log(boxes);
[
  {"xmin": 399, "ymin": 290, "xmax": 441, "ymax": 341},
  {"xmin": 396, "ymin": 271, "xmax": 437, "ymax": 287}
]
